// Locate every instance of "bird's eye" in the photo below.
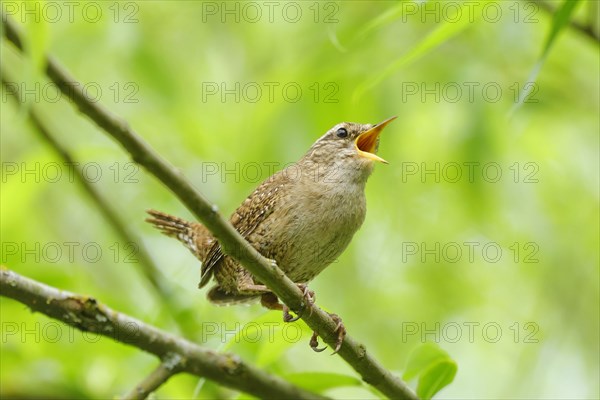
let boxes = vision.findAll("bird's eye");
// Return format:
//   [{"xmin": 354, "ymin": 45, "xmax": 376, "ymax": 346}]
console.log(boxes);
[{"xmin": 336, "ymin": 128, "xmax": 348, "ymax": 138}]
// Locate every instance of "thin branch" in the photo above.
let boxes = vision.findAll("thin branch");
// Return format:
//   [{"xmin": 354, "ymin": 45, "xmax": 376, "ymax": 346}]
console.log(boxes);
[
  {"xmin": 2, "ymin": 14, "xmax": 418, "ymax": 399},
  {"xmin": 0, "ymin": 75, "xmax": 186, "ymax": 332},
  {"xmin": 0, "ymin": 268, "xmax": 326, "ymax": 400},
  {"xmin": 123, "ymin": 354, "xmax": 182, "ymax": 400},
  {"xmin": 528, "ymin": 0, "xmax": 600, "ymax": 43}
]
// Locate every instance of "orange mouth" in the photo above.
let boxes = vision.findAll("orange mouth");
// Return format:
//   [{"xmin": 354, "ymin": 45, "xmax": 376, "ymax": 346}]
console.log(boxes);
[{"xmin": 354, "ymin": 116, "xmax": 397, "ymax": 163}]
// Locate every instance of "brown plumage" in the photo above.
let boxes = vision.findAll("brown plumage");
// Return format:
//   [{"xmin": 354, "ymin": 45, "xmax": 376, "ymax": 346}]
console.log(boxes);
[{"xmin": 147, "ymin": 117, "xmax": 396, "ymax": 351}]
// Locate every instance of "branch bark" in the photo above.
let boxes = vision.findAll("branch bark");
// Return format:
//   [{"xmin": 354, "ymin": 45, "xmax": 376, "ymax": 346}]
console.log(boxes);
[
  {"xmin": 0, "ymin": 74, "xmax": 187, "ymax": 334},
  {"xmin": 0, "ymin": 268, "xmax": 326, "ymax": 400},
  {"xmin": 123, "ymin": 354, "xmax": 182, "ymax": 400},
  {"xmin": 2, "ymin": 14, "xmax": 418, "ymax": 400}
]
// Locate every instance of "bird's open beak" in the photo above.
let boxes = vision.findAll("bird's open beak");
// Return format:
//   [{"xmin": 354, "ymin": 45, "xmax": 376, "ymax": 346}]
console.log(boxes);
[{"xmin": 354, "ymin": 116, "xmax": 397, "ymax": 164}]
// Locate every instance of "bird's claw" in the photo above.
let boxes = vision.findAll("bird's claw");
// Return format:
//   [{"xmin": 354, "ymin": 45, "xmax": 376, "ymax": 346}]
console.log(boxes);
[
  {"xmin": 308, "ymin": 313, "xmax": 346, "ymax": 355},
  {"xmin": 297, "ymin": 283, "xmax": 315, "ymax": 316},
  {"xmin": 310, "ymin": 331, "xmax": 327, "ymax": 352},
  {"xmin": 281, "ymin": 284, "xmax": 315, "ymax": 323},
  {"xmin": 330, "ymin": 313, "xmax": 346, "ymax": 354},
  {"xmin": 279, "ymin": 284, "xmax": 345, "ymax": 354},
  {"xmin": 283, "ymin": 304, "xmax": 301, "ymax": 322}
]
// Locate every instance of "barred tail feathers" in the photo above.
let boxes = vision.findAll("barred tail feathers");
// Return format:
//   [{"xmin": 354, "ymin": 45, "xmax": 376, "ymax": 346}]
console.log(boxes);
[
  {"xmin": 147, "ymin": 210, "xmax": 261, "ymax": 305},
  {"xmin": 146, "ymin": 209, "xmax": 210, "ymax": 259}
]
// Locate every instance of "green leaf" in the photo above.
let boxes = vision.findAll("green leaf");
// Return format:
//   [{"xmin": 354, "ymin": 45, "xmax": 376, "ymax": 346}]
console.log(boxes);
[
  {"xmin": 284, "ymin": 372, "xmax": 362, "ymax": 393},
  {"xmin": 403, "ymin": 342, "xmax": 449, "ymax": 381},
  {"xmin": 541, "ymin": 0, "xmax": 583, "ymax": 57},
  {"xmin": 353, "ymin": 2, "xmax": 476, "ymax": 102},
  {"xmin": 416, "ymin": 359, "xmax": 458, "ymax": 399},
  {"xmin": 511, "ymin": 0, "xmax": 583, "ymax": 114},
  {"xmin": 403, "ymin": 343, "xmax": 457, "ymax": 399}
]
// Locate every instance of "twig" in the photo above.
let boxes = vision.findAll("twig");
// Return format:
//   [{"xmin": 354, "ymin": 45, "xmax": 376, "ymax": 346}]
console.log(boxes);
[
  {"xmin": 0, "ymin": 268, "xmax": 327, "ymax": 400},
  {"xmin": 123, "ymin": 353, "xmax": 182, "ymax": 400},
  {"xmin": 2, "ymin": 14, "xmax": 418, "ymax": 399},
  {"xmin": 0, "ymin": 74, "xmax": 185, "ymax": 331}
]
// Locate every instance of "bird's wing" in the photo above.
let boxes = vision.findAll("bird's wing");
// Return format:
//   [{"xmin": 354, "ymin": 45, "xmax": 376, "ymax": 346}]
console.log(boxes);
[{"xmin": 199, "ymin": 173, "xmax": 286, "ymax": 288}]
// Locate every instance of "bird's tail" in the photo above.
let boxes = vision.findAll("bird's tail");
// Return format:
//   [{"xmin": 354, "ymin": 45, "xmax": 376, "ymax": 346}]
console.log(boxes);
[
  {"xmin": 147, "ymin": 210, "xmax": 261, "ymax": 305},
  {"xmin": 207, "ymin": 286, "xmax": 261, "ymax": 305},
  {"xmin": 145, "ymin": 209, "xmax": 212, "ymax": 260}
]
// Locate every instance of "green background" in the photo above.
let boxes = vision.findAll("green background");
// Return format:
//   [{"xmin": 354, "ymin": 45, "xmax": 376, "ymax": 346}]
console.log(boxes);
[{"xmin": 1, "ymin": 0, "xmax": 598, "ymax": 398}]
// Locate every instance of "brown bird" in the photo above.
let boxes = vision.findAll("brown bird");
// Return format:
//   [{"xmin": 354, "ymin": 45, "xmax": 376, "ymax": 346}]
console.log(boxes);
[{"xmin": 147, "ymin": 117, "xmax": 396, "ymax": 352}]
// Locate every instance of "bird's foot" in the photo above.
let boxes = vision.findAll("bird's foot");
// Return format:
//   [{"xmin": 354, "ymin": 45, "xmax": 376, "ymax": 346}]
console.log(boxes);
[
  {"xmin": 282, "ymin": 304, "xmax": 298, "ymax": 322},
  {"xmin": 283, "ymin": 284, "xmax": 315, "ymax": 322},
  {"xmin": 297, "ymin": 283, "xmax": 316, "ymax": 314},
  {"xmin": 309, "ymin": 313, "xmax": 346, "ymax": 354},
  {"xmin": 309, "ymin": 331, "xmax": 327, "ymax": 352}
]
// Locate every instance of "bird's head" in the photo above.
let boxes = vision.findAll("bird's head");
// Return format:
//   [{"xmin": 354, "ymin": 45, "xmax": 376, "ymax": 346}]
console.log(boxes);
[{"xmin": 302, "ymin": 116, "xmax": 397, "ymax": 180}]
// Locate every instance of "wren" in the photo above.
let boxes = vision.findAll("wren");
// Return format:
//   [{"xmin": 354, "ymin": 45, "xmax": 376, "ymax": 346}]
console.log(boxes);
[{"xmin": 147, "ymin": 117, "xmax": 396, "ymax": 352}]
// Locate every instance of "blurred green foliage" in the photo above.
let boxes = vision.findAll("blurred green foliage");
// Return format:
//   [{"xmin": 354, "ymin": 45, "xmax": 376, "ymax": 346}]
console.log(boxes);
[
  {"xmin": 404, "ymin": 343, "xmax": 457, "ymax": 399},
  {"xmin": 1, "ymin": 1, "xmax": 598, "ymax": 399}
]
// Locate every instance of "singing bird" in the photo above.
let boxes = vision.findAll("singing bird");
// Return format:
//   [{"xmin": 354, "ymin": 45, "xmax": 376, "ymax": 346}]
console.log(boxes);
[{"xmin": 147, "ymin": 117, "xmax": 396, "ymax": 352}]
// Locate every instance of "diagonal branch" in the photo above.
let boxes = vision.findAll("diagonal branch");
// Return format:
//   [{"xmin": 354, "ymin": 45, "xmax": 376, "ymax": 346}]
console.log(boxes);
[
  {"xmin": 123, "ymin": 354, "xmax": 182, "ymax": 400},
  {"xmin": 0, "ymin": 74, "xmax": 187, "ymax": 334},
  {"xmin": 2, "ymin": 14, "xmax": 418, "ymax": 400},
  {"xmin": 0, "ymin": 268, "xmax": 326, "ymax": 400}
]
